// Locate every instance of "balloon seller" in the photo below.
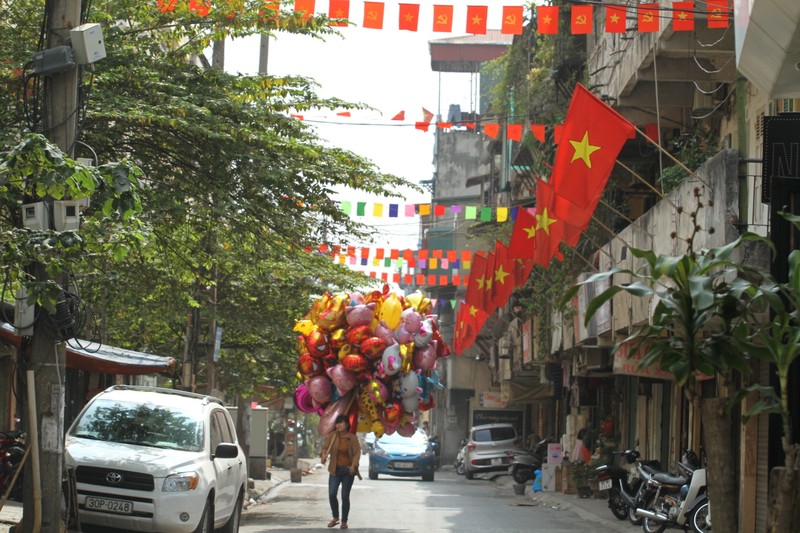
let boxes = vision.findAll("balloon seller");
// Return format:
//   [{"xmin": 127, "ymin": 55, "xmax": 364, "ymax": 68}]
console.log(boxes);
[{"xmin": 320, "ymin": 414, "xmax": 361, "ymax": 529}]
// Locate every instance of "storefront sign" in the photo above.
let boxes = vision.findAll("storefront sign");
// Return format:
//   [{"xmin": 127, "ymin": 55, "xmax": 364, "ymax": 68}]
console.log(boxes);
[{"xmin": 612, "ymin": 341, "xmax": 673, "ymax": 380}]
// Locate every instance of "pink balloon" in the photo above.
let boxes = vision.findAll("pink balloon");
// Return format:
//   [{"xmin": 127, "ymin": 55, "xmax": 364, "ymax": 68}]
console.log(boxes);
[
  {"xmin": 326, "ymin": 364, "xmax": 356, "ymax": 395},
  {"xmin": 402, "ymin": 308, "xmax": 422, "ymax": 333},
  {"xmin": 307, "ymin": 375, "xmax": 332, "ymax": 405},
  {"xmin": 318, "ymin": 392, "xmax": 354, "ymax": 436},
  {"xmin": 395, "ymin": 323, "xmax": 414, "ymax": 344},
  {"xmin": 373, "ymin": 321, "xmax": 397, "ymax": 346},
  {"xmin": 397, "ymin": 421, "xmax": 417, "ymax": 437},
  {"xmin": 294, "ymin": 384, "xmax": 320, "ymax": 414},
  {"xmin": 412, "ymin": 340, "xmax": 438, "ymax": 371},
  {"xmin": 414, "ymin": 318, "xmax": 434, "ymax": 347}
]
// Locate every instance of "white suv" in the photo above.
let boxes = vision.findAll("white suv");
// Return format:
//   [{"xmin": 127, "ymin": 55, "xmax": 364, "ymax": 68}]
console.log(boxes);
[{"xmin": 65, "ymin": 385, "xmax": 247, "ymax": 533}]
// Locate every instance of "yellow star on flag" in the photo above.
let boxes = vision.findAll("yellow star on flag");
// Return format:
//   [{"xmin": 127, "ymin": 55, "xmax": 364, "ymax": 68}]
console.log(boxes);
[
  {"xmin": 543, "ymin": 15, "xmax": 552, "ymax": 25},
  {"xmin": 469, "ymin": 305, "xmax": 478, "ymax": 317},
  {"xmin": 494, "ymin": 264, "xmax": 510, "ymax": 285},
  {"xmin": 536, "ymin": 207, "xmax": 557, "ymax": 236},
  {"xmin": 569, "ymin": 130, "xmax": 601, "ymax": 168},
  {"xmin": 523, "ymin": 222, "xmax": 537, "ymax": 239},
  {"xmin": 471, "ymin": 15, "xmax": 482, "ymax": 25},
  {"xmin": 610, "ymin": 13, "xmax": 620, "ymax": 24},
  {"xmin": 476, "ymin": 275, "xmax": 486, "ymax": 290}
]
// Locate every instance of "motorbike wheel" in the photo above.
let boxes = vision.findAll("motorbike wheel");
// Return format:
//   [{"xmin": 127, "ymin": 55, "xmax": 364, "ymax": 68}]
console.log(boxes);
[
  {"xmin": 511, "ymin": 465, "xmax": 530, "ymax": 485},
  {"xmin": 608, "ymin": 491, "xmax": 629, "ymax": 521},
  {"xmin": 456, "ymin": 462, "xmax": 465, "ymax": 476},
  {"xmin": 628, "ymin": 505, "xmax": 643, "ymax": 526},
  {"xmin": 689, "ymin": 500, "xmax": 711, "ymax": 533}
]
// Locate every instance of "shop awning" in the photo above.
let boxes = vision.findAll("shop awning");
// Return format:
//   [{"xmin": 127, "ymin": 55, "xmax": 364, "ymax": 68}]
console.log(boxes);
[{"xmin": 0, "ymin": 323, "xmax": 176, "ymax": 376}]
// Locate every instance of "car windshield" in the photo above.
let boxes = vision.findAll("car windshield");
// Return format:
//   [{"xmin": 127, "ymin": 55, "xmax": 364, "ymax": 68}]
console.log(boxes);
[
  {"xmin": 69, "ymin": 398, "xmax": 204, "ymax": 452},
  {"xmin": 473, "ymin": 426, "xmax": 516, "ymax": 442},
  {"xmin": 378, "ymin": 429, "xmax": 428, "ymax": 446}
]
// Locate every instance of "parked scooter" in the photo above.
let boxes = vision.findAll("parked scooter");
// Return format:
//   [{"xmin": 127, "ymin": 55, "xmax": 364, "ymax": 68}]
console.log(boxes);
[
  {"xmin": 454, "ymin": 438, "xmax": 467, "ymax": 476},
  {"xmin": 595, "ymin": 449, "xmax": 662, "ymax": 526},
  {"xmin": 508, "ymin": 437, "xmax": 553, "ymax": 485},
  {"xmin": 636, "ymin": 450, "xmax": 709, "ymax": 533},
  {"xmin": 0, "ymin": 430, "xmax": 25, "ymax": 502}
]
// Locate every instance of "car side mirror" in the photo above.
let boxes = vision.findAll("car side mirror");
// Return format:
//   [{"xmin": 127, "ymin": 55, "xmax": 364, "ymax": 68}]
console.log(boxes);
[{"xmin": 214, "ymin": 442, "xmax": 239, "ymax": 459}]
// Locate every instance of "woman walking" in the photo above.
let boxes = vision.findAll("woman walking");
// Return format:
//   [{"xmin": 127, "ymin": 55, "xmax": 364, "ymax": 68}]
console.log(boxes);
[{"xmin": 320, "ymin": 414, "xmax": 361, "ymax": 529}]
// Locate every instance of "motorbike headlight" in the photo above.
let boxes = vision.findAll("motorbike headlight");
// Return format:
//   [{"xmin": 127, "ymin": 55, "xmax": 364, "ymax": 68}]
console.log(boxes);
[{"xmin": 162, "ymin": 471, "xmax": 200, "ymax": 492}]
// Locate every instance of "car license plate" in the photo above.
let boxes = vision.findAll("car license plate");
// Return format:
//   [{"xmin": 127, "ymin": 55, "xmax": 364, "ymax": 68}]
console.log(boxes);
[
  {"xmin": 85, "ymin": 496, "xmax": 133, "ymax": 515},
  {"xmin": 491, "ymin": 458, "xmax": 502, "ymax": 466},
  {"xmin": 599, "ymin": 479, "xmax": 612, "ymax": 491},
  {"xmin": 394, "ymin": 461, "xmax": 414, "ymax": 469}
]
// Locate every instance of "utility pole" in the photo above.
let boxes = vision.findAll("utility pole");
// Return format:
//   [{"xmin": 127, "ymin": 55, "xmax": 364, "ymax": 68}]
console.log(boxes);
[{"xmin": 26, "ymin": 0, "xmax": 81, "ymax": 530}]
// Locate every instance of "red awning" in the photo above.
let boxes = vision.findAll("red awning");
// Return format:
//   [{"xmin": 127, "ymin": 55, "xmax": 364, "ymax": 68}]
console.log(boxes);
[{"xmin": 0, "ymin": 323, "xmax": 176, "ymax": 376}]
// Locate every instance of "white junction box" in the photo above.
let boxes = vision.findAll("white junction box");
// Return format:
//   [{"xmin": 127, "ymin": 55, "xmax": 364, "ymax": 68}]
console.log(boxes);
[
  {"xmin": 70, "ymin": 23, "xmax": 106, "ymax": 65},
  {"xmin": 54, "ymin": 200, "xmax": 81, "ymax": 231},
  {"xmin": 22, "ymin": 202, "xmax": 47, "ymax": 230}
]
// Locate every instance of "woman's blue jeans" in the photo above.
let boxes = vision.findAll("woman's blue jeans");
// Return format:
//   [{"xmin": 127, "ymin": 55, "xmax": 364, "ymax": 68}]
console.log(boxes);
[{"xmin": 328, "ymin": 466, "xmax": 355, "ymax": 521}]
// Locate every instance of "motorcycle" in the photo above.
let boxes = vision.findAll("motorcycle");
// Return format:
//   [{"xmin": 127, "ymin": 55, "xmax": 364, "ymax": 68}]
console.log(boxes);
[
  {"xmin": 0, "ymin": 430, "xmax": 25, "ymax": 502},
  {"xmin": 595, "ymin": 449, "xmax": 662, "ymax": 526},
  {"xmin": 454, "ymin": 438, "xmax": 467, "ymax": 476},
  {"xmin": 636, "ymin": 450, "xmax": 709, "ymax": 533},
  {"xmin": 508, "ymin": 437, "xmax": 553, "ymax": 485}
]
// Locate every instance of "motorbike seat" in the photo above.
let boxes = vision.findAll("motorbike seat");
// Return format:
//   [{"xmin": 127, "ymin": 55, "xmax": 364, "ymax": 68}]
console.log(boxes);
[{"xmin": 651, "ymin": 472, "xmax": 688, "ymax": 485}]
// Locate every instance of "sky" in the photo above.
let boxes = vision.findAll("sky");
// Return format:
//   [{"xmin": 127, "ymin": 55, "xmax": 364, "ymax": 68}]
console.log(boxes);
[{"xmin": 223, "ymin": 1, "xmax": 510, "ymax": 252}]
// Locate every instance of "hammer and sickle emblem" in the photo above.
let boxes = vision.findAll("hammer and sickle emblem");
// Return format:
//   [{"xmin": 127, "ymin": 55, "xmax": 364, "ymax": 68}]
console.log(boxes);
[
  {"xmin": 575, "ymin": 14, "xmax": 587, "ymax": 25},
  {"xmin": 366, "ymin": 10, "xmax": 377, "ymax": 20},
  {"xmin": 643, "ymin": 13, "xmax": 653, "ymax": 23},
  {"xmin": 710, "ymin": 8, "xmax": 722, "ymax": 19},
  {"xmin": 437, "ymin": 14, "xmax": 449, "ymax": 25},
  {"xmin": 504, "ymin": 14, "xmax": 516, "ymax": 25}
]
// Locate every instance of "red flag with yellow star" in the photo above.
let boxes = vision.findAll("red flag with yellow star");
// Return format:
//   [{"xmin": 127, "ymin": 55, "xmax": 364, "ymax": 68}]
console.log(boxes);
[
  {"xmin": 509, "ymin": 207, "xmax": 537, "ymax": 260},
  {"xmin": 398, "ymin": 3, "xmax": 419, "ymax": 31},
  {"xmin": 672, "ymin": 2, "xmax": 695, "ymax": 32},
  {"xmin": 466, "ymin": 5, "xmax": 488, "ymax": 34},
  {"xmin": 537, "ymin": 5, "xmax": 558, "ymax": 34},
  {"xmin": 465, "ymin": 251, "xmax": 487, "ymax": 308},
  {"xmin": 532, "ymin": 201, "xmax": 561, "ymax": 267},
  {"xmin": 482, "ymin": 251, "xmax": 498, "ymax": 314},
  {"xmin": 536, "ymin": 178, "xmax": 589, "ymax": 247},
  {"xmin": 328, "ymin": 0, "xmax": 349, "ymax": 26},
  {"xmin": 491, "ymin": 241, "xmax": 515, "ymax": 309},
  {"xmin": 605, "ymin": 5, "xmax": 626, "ymax": 33},
  {"xmin": 548, "ymin": 84, "xmax": 634, "ymax": 216}
]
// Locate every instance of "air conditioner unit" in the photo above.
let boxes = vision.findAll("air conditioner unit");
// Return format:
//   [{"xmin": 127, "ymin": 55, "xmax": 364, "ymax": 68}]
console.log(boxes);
[
  {"xmin": 54, "ymin": 200, "xmax": 81, "ymax": 231},
  {"xmin": 22, "ymin": 202, "xmax": 48, "ymax": 230}
]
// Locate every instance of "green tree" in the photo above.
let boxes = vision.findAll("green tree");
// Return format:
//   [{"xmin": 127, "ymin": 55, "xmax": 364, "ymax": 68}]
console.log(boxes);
[{"xmin": 0, "ymin": 0, "xmax": 417, "ymax": 397}]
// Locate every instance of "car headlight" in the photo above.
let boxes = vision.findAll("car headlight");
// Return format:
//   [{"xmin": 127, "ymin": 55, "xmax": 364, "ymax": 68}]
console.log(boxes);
[
  {"xmin": 373, "ymin": 446, "xmax": 389, "ymax": 457},
  {"xmin": 162, "ymin": 471, "xmax": 200, "ymax": 492}
]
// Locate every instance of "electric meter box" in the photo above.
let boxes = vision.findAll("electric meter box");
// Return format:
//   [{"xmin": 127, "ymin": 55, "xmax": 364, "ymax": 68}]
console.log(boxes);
[{"xmin": 70, "ymin": 23, "xmax": 106, "ymax": 65}]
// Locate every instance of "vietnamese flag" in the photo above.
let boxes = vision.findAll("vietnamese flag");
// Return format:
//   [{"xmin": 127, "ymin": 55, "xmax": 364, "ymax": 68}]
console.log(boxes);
[
  {"xmin": 638, "ymin": 3, "xmax": 660, "ymax": 32},
  {"xmin": 509, "ymin": 207, "xmax": 537, "ymax": 260},
  {"xmin": 363, "ymin": 1, "xmax": 384, "ymax": 29},
  {"xmin": 483, "ymin": 251, "xmax": 498, "ymax": 314},
  {"xmin": 294, "ymin": 0, "xmax": 314, "ymax": 20},
  {"xmin": 537, "ymin": 5, "xmax": 558, "ymax": 35},
  {"xmin": 491, "ymin": 241, "xmax": 515, "ymax": 309},
  {"xmin": 398, "ymin": 3, "xmax": 420, "ymax": 31},
  {"xmin": 548, "ymin": 84, "xmax": 634, "ymax": 217},
  {"xmin": 465, "ymin": 251, "xmax": 487, "ymax": 308},
  {"xmin": 501, "ymin": 5, "xmax": 524, "ymax": 35},
  {"xmin": 605, "ymin": 5, "xmax": 626, "ymax": 33},
  {"xmin": 466, "ymin": 5, "xmax": 488, "ymax": 35},
  {"xmin": 706, "ymin": 0, "xmax": 730, "ymax": 28},
  {"xmin": 513, "ymin": 257, "xmax": 534, "ymax": 287},
  {"xmin": 570, "ymin": 5, "xmax": 593, "ymax": 35},
  {"xmin": 672, "ymin": 2, "xmax": 695, "ymax": 31},
  {"xmin": 532, "ymin": 202, "xmax": 563, "ymax": 267},
  {"xmin": 536, "ymin": 178, "xmax": 587, "ymax": 247},
  {"xmin": 433, "ymin": 5, "xmax": 453, "ymax": 33},
  {"xmin": 328, "ymin": 0, "xmax": 349, "ymax": 26}
]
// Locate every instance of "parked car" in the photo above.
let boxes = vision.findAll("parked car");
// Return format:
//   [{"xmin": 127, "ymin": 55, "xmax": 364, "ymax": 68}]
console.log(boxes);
[
  {"xmin": 64, "ymin": 385, "xmax": 247, "ymax": 533},
  {"xmin": 463, "ymin": 423, "xmax": 520, "ymax": 480},
  {"xmin": 368, "ymin": 428, "xmax": 435, "ymax": 482}
]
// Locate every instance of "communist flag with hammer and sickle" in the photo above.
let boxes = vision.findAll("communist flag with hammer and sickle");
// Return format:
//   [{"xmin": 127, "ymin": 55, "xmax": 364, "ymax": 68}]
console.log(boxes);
[
  {"xmin": 433, "ymin": 4, "xmax": 453, "ymax": 32},
  {"xmin": 362, "ymin": 1, "xmax": 384, "ymax": 29},
  {"xmin": 501, "ymin": 6, "xmax": 523, "ymax": 35},
  {"xmin": 570, "ymin": 5, "xmax": 592, "ymax": 34}
]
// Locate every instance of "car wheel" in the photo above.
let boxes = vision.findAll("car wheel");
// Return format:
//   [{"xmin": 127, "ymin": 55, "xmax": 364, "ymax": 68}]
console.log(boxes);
[
  {"xmin": 218, "ymin": 490, "xmax": 243, "ymax": 533},
  {"xmin": 465, "ymin": 469, "xmax": 474, "ymax": 480},
  {"xmin": 193, "ymin": 498, "xmax": 213, "ymax": 533},
  {"xmin": 422, "ymin": 472, "xmax": 434, "ymax": 482},
  {"xmin": 369, "ymin": 471, "xmax": 378, "ymax": 480}
]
